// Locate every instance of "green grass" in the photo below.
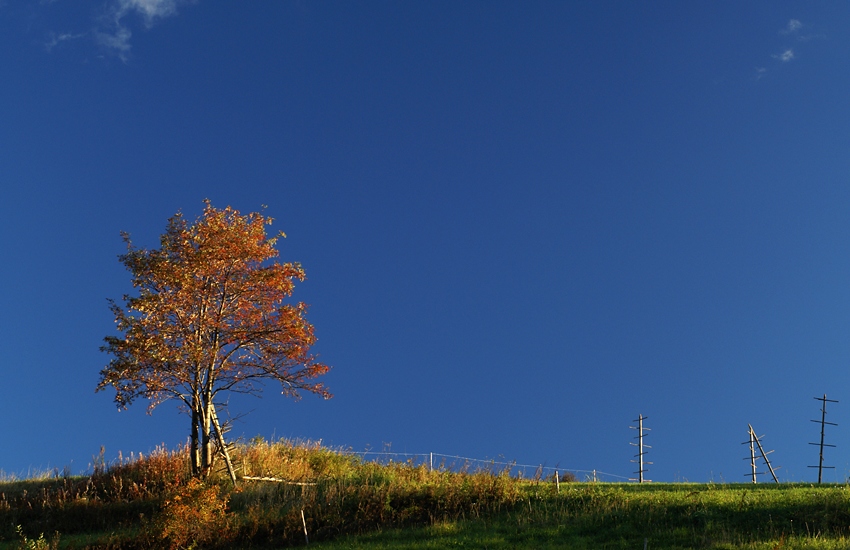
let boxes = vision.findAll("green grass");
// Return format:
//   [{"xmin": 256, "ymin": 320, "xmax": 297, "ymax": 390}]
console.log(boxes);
[
  {"xmin": 3, "ymin": 441, "xmax": 850, "ymax": 548},
  {"xmin": 315, "ymin": 483, "xmax": 850, "ymax": 549}
]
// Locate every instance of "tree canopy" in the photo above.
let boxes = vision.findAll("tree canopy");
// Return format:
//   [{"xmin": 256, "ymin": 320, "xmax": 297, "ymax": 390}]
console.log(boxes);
[{"xmin": 98, "ymin": 201, "xmax": 331, "ymax": 480}]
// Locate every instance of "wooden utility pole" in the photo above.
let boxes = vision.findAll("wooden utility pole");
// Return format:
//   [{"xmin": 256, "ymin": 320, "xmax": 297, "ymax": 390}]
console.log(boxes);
[
  {"xmin": 630, "ymin": 414, "xmax": 651, "ymax": 483},
  {"xmin": 809, "ymin": 394, "xmax": 838, "ymax": 484},
  {"xmin": 745, "ymin": 425, "xmax": 757, "ymax": 483},
  {"xmin": 751, "ymin": 424, "xmax": 779, "ymax": 483},
  {"xmin": 742, "ymin": 424, "xmax": 779, "ymax": 483}
]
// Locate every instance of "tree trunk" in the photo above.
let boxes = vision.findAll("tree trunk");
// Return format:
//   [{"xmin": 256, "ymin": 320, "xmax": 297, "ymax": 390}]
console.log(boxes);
[
  {"xmin": 190, "ymin": 402, "xmax": 200, "ymax": 477},
  {"xmin": 200, "ymin": 400, "xmax": 213, "ymax": 477},
  {"xmin": 190, "ymin": 366, "xmax": 203, "ymax": 478}
]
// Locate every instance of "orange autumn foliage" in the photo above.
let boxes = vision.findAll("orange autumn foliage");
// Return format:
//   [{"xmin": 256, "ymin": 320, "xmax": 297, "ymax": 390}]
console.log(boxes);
[{"xmin": 98, "ymin": 201, "xmax": 331, "ymax": 478}]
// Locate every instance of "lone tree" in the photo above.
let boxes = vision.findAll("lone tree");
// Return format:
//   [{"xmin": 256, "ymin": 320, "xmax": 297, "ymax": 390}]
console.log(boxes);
[{"xmin": 98, "ymin": 201, "xmax": 331, "ymax": 482}]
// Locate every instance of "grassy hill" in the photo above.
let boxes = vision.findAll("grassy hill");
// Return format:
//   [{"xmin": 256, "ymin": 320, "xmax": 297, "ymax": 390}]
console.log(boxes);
[{"xmin": 2, "ymin": 440, "xmax": 850, "ymax": 549}]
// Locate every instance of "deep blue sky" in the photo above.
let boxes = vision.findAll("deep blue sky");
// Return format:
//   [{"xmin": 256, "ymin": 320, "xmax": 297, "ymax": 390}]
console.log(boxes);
[{"xmin": 3, "ymin": 1, "xmax": 850, "ymax": 483}]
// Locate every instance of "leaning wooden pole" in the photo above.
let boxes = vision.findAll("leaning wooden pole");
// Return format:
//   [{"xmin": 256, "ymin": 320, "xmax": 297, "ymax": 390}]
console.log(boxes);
[
  {"xmin": 750, "ymin": 424, "xmax": 779, "ymax": 483},
  {"xmin": 211, "ymin": 407, "xmax": 238, "ymax": 486}
]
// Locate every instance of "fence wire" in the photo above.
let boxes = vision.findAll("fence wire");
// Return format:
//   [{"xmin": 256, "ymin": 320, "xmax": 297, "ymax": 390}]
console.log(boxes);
[{"xmin": 339, "ymin": 450, "xmax": 629, "ymax": 482}]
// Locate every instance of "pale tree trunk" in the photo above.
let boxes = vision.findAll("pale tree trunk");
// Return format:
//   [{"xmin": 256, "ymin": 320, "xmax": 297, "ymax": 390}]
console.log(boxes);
[
  {"xmin": 190, "ymin": 365, "xmax": 204, "ymax": 478},
  {"xmin": 200, "ymin": 358, "xmax": 216, "ymax": 478},
  {"xmin": 190, "ymin": 398, "xmax": 201, "ymax": 477},
  {"xmin": 200, "ymin": 399, "xmax": 213, "ymax": 476}
]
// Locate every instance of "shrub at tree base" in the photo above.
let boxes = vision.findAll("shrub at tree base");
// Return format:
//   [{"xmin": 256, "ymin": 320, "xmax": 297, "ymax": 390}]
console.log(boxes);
[{"xmin": 150, "ymin": 478, "xmax": 231, "ymax": 550}]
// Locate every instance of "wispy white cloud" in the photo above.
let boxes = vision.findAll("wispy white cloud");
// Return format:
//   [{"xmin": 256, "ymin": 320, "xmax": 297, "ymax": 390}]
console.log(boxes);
[
  {"xmin": 754, "ymin": 20, "xmax": 804, "ymax": 79},
  {"xmin": 773, "ymin": 49, "xmax": 795, "ymax": 62},
  {"xmin": 118, "ymin": 0, "xmax": 182, "ymax": 28},
  {"xmin": 779, "ymin": 18, "xmax": 825, "ymax": 42},
  {"xmin": 95, "ymin": 0, "xmax": 193, "ymax": 61},
  {"xmin": 95, "ymin": 26, "xmax": 133, "ymax": 59},
  {"xmin": 44, "ymin": 31, "xmax": 87, "ymax": 52},
  {"xmin": 781, "ymin": 19, "xmax": 802, "ymax": 35}
]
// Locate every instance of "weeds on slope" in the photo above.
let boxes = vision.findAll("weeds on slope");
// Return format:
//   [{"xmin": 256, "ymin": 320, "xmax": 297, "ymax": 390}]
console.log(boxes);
[
  {"xmin": 0, "ymin": 439, "xmax": 527, "ymax": 548},
  {"xmin": 229, "ymin": 438, "xmax": 525, "ymax": 547},
  {"xmin": 7, "ymin": 441, "xmax": 850, "ymax": 549},
  {"xmin": 0, "ymin": 445, "xmax": 187, "ymax": 545}
]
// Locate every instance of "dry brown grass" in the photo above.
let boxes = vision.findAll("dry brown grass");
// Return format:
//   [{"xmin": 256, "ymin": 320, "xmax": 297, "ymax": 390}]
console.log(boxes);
[{"xmin": 1, "ymin": 439, "xmax": 529, "ymax": 549}]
